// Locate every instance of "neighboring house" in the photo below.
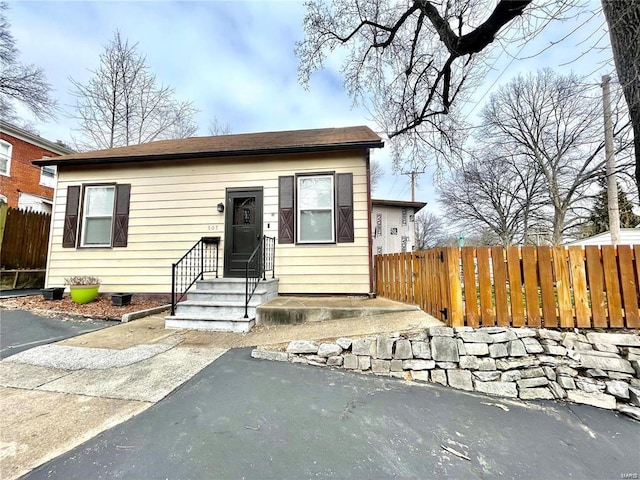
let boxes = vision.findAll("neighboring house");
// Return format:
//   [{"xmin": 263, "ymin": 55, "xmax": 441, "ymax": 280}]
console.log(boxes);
[
  {"xmin": 567, "ymin": 228, "xmax": 640, "ymax": 246},
  {"xmin": 371, "ymin": 199, "xmax": 426, "ymax": 254},
  {"xmin": 0, "ymin": 120, "xmax": 74, "ymax": 213},
  {"xmin": 34, "ymin": 126, "xmax": 384, "ymax": 297}
]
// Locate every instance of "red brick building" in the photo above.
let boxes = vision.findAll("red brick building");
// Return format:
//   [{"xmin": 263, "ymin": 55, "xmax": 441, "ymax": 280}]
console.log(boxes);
[{"xmin": 0, "ymin": 121, "xmax": 74, "ymax": 213}]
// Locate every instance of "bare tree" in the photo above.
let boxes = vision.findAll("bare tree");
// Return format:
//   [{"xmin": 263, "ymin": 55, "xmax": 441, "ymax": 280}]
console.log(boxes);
[
  {"xmin": 369, "ymin": 159, "xmax": 384, "ymax": 193},
  {"xmin": 480, "ymin": 69, "xmax": 632, "ymax": 244},
  {"xmin": 208, "ymin": 117, "xmax": 232, "ymax": 136},
  {"xmin": 414, "ymin": 210, "xmax": 444, "ymax": 250},
  {"xmin": 0, "ymin": 2, "xmax": 56, "ymax": 121},
  {"xmin": 296, "ymin": 0, "xmax": 579, "ymax": 170},
  {"xmin": 601, "ymin": 1, "xmax": 640, "ymax": 198},
  {"xmin": 69, "ymin": 31, "xmax": 197, "ymax": 151},
  {"xmin": 437, "ymin": 153, "xmax": 544, "ymax": 247}
]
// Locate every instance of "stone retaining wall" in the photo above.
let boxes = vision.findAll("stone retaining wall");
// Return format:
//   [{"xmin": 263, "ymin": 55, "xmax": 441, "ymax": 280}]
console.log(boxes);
[{"xmin": 251, "ymin": 326, "xmax": 640, "ymax": 421}]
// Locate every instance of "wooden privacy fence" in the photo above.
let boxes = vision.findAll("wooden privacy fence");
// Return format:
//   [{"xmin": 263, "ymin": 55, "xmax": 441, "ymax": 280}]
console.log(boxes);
[
  {"xmin": 0, "ymin": 204, "xmax": 51, "ymax": 269},
  {"xmin": 374, "ymin": 245, "xmax": 640, "ymax": 329}
]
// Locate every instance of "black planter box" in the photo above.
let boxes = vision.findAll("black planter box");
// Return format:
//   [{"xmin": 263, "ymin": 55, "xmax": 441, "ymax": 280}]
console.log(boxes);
[
  {"xmin": 111, "ymin": 293, "xmax": 133, "ymax": 306},
  {"xmin": 42, "ymin": 287, "xmax": 65, "ymax": 300}
]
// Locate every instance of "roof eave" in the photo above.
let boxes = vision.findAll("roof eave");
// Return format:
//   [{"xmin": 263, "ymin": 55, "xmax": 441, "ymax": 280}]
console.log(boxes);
[
  {"xmin": 1, "ymin": 120, "xmax": 75, "ymax": 155},
  {"xmin": 33, "ymin": 140, "xmax": 385, "ymax": 167},
  {"xmin": 371, "ymin": 199, "xmax": 428, "ymax": 212}
]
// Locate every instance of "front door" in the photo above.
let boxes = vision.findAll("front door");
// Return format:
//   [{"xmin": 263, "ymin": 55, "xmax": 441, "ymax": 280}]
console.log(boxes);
[{"xmin": 223, "ymin": 188, "xmax": 263, "ymax": 277}]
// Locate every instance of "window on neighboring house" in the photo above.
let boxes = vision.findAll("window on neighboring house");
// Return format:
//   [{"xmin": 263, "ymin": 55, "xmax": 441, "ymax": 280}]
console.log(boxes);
[
  {"xmin": 40, "ymin": 162, "xmax": 56, "ymax": 188},
  {"xmin": 0, "ymin": 140, "xmax": 12, "ymax": 176},
  {"xmin": 297, "ymin": 175, "xmax": 335, "ymax": 243},
  {"xmin": 63, "ymin": 183, "xmax": 131, "ymax": 248}
]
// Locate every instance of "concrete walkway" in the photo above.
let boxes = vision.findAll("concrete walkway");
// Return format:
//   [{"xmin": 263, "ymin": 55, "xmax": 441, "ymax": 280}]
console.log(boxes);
[{"xmin": 0, "ymin": 307, "xmax": 442, "ymax": 479}]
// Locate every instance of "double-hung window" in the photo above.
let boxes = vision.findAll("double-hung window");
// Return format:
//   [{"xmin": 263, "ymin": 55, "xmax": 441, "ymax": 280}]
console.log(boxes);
[
  {"xmin": 40, "ymin": 159, "xmax": 56, "ymax": 188},
  {"xmin": 297, "ymin": 175, "xmax": 334, "ymax": 243},
  {"xmin": 63, "ymin": 183, "xmax": 131, "ymax": 248},
  {"xmin": 0, "ymin": 140, "xmax": 12, "ymax": 176},
  {"xmin": 278, "ymin": 172, "xmax": 353, "ymax": 245},
  {"xmin": 81, "ymin": 185, "xmax": 115, "ymax": 246}
]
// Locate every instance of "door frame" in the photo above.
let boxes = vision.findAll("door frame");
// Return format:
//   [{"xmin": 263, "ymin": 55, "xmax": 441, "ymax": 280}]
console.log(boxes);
[{"xmin": 223, "ymin": 187, "xmax": 264, "ymax": 278}]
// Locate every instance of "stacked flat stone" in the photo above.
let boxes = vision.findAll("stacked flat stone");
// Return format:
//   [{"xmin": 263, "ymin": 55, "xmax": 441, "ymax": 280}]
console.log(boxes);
[{"xmin": 251, "ymin": 327, "xmax": 640, "ymax": 421}]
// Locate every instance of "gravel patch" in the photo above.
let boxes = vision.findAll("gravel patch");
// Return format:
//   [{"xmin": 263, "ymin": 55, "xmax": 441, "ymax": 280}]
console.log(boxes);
[{"xmin": 4, "ymin": 337, "xmax": 181, "ymax": 370}]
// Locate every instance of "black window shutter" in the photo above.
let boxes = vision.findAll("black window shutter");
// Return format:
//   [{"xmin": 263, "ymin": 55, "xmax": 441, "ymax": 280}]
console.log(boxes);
[
  {"xmin": 62, "ymin": 185, "xmax": 81, "ymax": 248},
  {"xmin": 336, "ymin": 173, "xmax": 354, "ymax": 243},
  {"xmin": 112, "ymin": 184, "xmax": 131, "ymax": 247},
  {"xmin": 278, "ymin": 176, "xmax": 294, "ymax": 244}
]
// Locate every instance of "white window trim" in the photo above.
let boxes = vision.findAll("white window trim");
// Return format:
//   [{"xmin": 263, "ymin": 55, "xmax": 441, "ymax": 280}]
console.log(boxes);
[
  {"xmin": 80, "ymin": 185, "xmax": 115, "ymax": 248},
  {"xmin": 39, "ymin": 164, "xmax": 56, "ymax": 188},
  {"xmin": 0, "ymin": 140, "xmax": 12, "ymax": 177},
  {"xmin": 296, "ymin": 174, "xmax": 335, "ymax": 244}
]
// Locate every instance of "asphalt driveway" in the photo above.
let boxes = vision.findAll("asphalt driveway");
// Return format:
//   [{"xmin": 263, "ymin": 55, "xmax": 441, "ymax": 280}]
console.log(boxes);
[
  {"xmin": 23, "ymin": 348, "xmax": 640, "ymax": 479},
  {"xmin": 0, "ymin": 309, "xmax": 115, "ymax": 359}
]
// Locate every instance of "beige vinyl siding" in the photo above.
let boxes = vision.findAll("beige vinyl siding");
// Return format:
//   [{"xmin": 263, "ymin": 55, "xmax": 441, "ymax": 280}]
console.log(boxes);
[{"xmin": 46, "ymin": 151, "xmax": 370, "ymax": 294}]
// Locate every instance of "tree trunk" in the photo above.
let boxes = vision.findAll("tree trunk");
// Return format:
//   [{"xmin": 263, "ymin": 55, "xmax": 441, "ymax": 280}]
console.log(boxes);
[
  {"xmin": 602, "ymin": 0, "xmax": 640, "ymax": 201},
  {"xmin": 552, "ymin": 208, "xmax": 565, "ymax": 245}
]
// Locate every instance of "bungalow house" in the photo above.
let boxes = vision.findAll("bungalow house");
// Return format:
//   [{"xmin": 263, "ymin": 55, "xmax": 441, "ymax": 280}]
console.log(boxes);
[{"xmin": 34, "ymin": 126, "xmax": 384, "ymax": 331}]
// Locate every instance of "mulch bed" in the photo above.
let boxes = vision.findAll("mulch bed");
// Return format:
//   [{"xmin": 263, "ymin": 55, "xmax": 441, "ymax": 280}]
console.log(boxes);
[{"xmin": 0, "ymin": 294, "xmax": 168, "ymax": 321}]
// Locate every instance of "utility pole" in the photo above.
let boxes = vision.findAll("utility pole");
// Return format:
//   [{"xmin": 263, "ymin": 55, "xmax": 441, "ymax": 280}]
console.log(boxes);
[
  {"xmin": 401, "ymin": 170, "xmax": 424, "ymax": 201},
  {"xmin": 602, "ymin": 75, "xmax": 620, "ymax": 245}
]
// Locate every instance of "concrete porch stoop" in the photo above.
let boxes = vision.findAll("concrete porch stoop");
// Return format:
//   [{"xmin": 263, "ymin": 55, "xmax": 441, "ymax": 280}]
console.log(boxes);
[
  {"xmin": 256, "ymin": 296, "xmax": 421, "ymax": 325},
  {"xmin": 164, "ymin": 277, "xmax": 279, "ymax": 333}
]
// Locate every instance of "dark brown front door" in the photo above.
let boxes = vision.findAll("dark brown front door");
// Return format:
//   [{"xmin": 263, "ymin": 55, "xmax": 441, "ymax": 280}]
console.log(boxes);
[{"xmin": 223, "ymin": 188, "xmax": 263, "ymax": 277}]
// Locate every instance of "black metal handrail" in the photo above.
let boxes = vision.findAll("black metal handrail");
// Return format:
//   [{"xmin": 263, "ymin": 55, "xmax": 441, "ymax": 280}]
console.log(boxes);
[
  {"xmin": 245, "ymin": 235, "xmax": 275, "ymax": 318},
  {"xmin": 171, "ymin": 236, "xmax": 220, "ymax": 315}
]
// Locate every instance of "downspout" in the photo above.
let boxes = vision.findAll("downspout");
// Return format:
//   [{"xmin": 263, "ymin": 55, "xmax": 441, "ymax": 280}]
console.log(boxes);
[{"xmin": 366, "ymin": 150, "xmax": 374, "ymax": 296}]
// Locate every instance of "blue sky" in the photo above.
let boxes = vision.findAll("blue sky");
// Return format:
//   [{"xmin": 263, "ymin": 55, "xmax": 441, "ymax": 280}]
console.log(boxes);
[{"xmin": 8, "ymin": 0, "xmax": 614, "ymax": 209}]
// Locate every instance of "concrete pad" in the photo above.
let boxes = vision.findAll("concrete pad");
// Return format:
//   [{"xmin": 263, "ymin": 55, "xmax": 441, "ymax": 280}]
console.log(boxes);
[
  {"xmin": 261, "ymin": 296, "xmax": 417, "ymax": 309},
  {"xmin": 4, "ymin": 339, "xmax": 180, "ymax": 370},
  {"xmin": 179, "ymin": 310, "xmax": 444, "ymax": 349},
  {"xmin": 257, "ymin": 295, "xmax": 421, "ymax": 324},
  {"xmin": 55, "ymin": 304, "xmax": 442, "ymax": 353},
  {"xmin": 0, "ymin": 387, "xmax": 150, "ymax": 480},
  {"xmin": 58, "ymin": 316, "xmax": 177, "ymax": 350},
  {"xmin": 38, "ymin": 346, "xmax": 227, "ymax": 402},
  {"xmin": 0, "ymin": 363, "xmax": 68, "ymax": 389}
]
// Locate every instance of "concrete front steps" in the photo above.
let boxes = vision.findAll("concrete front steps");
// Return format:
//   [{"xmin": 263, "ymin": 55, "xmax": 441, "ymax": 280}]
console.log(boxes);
[{"xmin": 165, "ymin": 277, "xmax": 279, "ymax": 332}]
